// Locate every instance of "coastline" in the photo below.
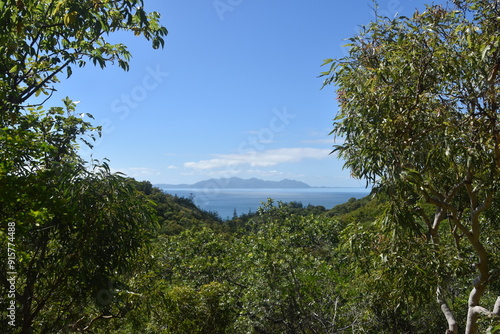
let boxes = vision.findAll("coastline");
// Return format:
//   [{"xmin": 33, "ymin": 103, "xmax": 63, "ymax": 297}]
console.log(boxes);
[{"xmin": 160, "ymin": 187, "xmax": 371, "ymax": 219}]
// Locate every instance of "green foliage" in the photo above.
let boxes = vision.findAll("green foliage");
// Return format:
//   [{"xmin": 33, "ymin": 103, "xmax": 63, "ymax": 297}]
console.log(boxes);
[
  {"xmin": 0, "ymin": 101, "xmax": 161, "ymax": 330},
  {"xmin": 0, "ymin": 1, "xmax": 167, "ymax": 332},
  {"xmin": 142, "ymin": 200, "xmax": 346, "ymax": 334},
  {"xmin": 322, "ymin": 0, "xmax": 500, "ymax": 332},
  {"xmin": 130, "ymin": 181, "xmax": 224, "ymax": 235},
  {"xmin": 6, "ymin": 0, "xmax": 500, "ymax": 332},
  {"xmin": 160, "ymin": 282, "xmax": 233, "ymax": 334},
  {"xmin": 323, "ymin": 2, "xmax": 499, "ymax": 192},
  {"xmin": 0, "ymin": 149, "xmax": 159, "ymax": 332},
  {"xmin": 227, "ymin": 199, "xmax": 329, "ymax": 232},
  {"xmin": 488, "ymin": 323, "xmax": 500, "ymax": 334},
  {"xmin": 0, "ymin": 0, "xmax": 167, "ymax": 121},
  {"xmin": 231, "ymin": 201, "xmax": 342, "ymax": 333}
]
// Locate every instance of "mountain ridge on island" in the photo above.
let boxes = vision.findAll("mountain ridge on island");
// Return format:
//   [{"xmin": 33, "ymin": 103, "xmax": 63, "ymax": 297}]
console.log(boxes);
[{"xmin": 156, "ymin": 177, "xmax": 312, "ymax": 189}]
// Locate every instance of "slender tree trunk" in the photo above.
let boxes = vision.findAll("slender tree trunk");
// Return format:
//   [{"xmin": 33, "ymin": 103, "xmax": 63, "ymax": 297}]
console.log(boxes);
[
  {"xmin": 21, "ymin": 275, "xmax": 34, "ymax": 334},
  {"xmin": 465, "ymin": 301, "xmax": 480, "ymax": 334},
  {"xmin": 463, "ymin": 241, "xmax": 489, "ymax": 334},
  {"xmin": 438, "ymin": 292, "xmax": 458, "ymax": 334},
  {"xmin": 494, "ymin": 297, "xmax": 500, "ymax": 315},
  {"xmin": 453, "ymin": 188, "xmax": 493, "ymax": 334}
]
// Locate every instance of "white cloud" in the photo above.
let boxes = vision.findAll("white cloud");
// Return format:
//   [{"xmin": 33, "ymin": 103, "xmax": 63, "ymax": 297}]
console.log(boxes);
[{"xmin": 184, "ymin": 147, "xmax": 331, "ymax": 170}]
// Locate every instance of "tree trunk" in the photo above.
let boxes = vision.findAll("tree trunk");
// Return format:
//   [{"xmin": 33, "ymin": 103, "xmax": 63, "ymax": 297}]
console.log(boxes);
[
  {"xmin": 465, "ymin": 289, "xmax": 500, "ymax": 334},
  {"xmin": 494, "ymin": 297, "xmax": 500, "ymax": 316},
  {"xmin": 438, "ymin": 288, "xmax": 458, "ymax": 334},
  {"xmin": 21, "ymin": 275, "xmax": 34, "ymax": 334},
  {"xmin": 441, "ymin": 302, "xmax": 458, "ymax": 334},
  {"xmin": 459, "ymin": 191, "xmax": 492, "ymax": 334}
]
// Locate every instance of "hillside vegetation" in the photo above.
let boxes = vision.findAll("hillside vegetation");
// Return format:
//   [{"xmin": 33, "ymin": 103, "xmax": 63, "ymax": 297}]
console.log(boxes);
[{"xmin": 1, "ymin": 0, "xmax": 499, "ymax": 333}]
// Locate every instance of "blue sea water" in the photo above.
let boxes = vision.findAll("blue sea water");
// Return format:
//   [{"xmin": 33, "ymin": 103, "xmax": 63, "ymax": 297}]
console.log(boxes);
[{"xmin": 161, "ymin": 187, "xmax": 371, "ymax": 219}]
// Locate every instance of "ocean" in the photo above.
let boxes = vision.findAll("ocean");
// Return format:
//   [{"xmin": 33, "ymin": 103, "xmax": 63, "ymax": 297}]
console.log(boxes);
[{"xmin": 160, "ymin": 187, "xmax": 371, "ymax": 219}]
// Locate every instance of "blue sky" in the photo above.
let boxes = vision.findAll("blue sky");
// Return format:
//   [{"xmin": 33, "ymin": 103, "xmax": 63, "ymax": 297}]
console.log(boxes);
[{"xmin": 50, "ymin": 0, "xmax": 435, "ymax": 187}]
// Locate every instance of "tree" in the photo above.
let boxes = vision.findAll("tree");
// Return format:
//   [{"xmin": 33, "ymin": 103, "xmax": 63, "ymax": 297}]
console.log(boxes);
[
  {"xmin": 149, "ymin": 201, "xmax": 347, "ymax": 334},
  {"xmin": 0, "ymin": 0, "xmax": 167, "ymax": 122},
  {"xmin": 321, "ymin": 1, "xmax": 500, "ymax": 333},
  {"xmin": 0, "ymin": 1, "xmax": 167, "ymax": 332},
  {"xmin": 0, "ymin": 102, "xmax": 161, "ymax": 332},
  {"xmin": 229, "ymin": 201, "xmax": 343, "ymax": 333}
]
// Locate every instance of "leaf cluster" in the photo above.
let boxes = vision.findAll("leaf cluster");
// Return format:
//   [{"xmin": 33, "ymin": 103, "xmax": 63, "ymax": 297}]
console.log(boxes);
[{"xmin": 0, "ymin": 0, "xmax": 167, "ymax": 120}]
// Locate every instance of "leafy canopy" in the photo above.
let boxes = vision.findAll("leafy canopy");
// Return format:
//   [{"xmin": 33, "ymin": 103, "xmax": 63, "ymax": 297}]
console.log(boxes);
[
  {"xmin": 0, "ymin": 0, "xmax": 167, "ymax": 332},
  {"xmin": 0, "ymin": 0, "xmax": 167, "ymax": 121},
  {"xmin": 321, "ymin": 0, "xmax": 500, "ymax": 332}
]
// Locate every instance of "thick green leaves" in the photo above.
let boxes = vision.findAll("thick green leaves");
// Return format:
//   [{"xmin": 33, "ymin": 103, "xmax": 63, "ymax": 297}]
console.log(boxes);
[
  {"xmin": 0, "ymin": 1, "xmax": 167, "ymax": 331},
  {"xmin": 0, "ymin": 0, "xmax": 167, "ymax": 119}
]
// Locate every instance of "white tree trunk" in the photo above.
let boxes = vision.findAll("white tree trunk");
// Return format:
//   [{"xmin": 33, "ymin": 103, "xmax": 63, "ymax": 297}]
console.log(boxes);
[
  {"xmin": 438, "ymin": 297, "xmax": 458, "ymax": 334},
  {"xmin": 494, "ymin": 297, "xmax": 500, "ymax": 316},
  {"xmin": 465, "ymin": 290, "xmax": 500, "ymax": 334}
]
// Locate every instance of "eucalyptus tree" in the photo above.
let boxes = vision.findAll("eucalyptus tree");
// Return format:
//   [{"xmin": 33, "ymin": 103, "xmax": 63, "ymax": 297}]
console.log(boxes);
[{"xmin": 322, "ymin": 1, "xmax": 500, "ymax": 333}]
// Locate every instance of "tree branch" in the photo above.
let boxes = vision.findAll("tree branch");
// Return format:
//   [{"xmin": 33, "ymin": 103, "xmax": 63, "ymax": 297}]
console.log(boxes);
[
  {"xmin": 19, "ymin": 58, "xmax": 73, "ymax": 105},
  {"xmin": 470, "ymin": 305, "xmax": 500, "ymax": 318},
  {"xmin": 494, "ymin": 297, "xmax": 500, "ymax": 316},
  {"xmin": 437, "ymin": 288, "xmax": 458, "ymax": 334}
]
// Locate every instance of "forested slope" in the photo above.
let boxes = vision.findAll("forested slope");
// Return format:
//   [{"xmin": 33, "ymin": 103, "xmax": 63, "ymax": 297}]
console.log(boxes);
[
  {"xmin": 2, "ymin": 0, "xmax": 500, "ymax": 333},
  {"xmin": 85, "ymin": 186, "xmax": 494, "ymax": 333}
]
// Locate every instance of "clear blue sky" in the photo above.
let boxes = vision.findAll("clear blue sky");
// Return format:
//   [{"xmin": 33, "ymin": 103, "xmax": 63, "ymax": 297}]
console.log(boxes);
[{"xmin": 51, "ymin": 0, "xmax": 436, "ymax": 187}]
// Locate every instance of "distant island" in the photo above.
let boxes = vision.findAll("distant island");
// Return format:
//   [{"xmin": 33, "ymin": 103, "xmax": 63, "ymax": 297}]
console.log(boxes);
[{"xmin": 156, "ymin": 177, "xmax": 312, "ymax": 189}]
